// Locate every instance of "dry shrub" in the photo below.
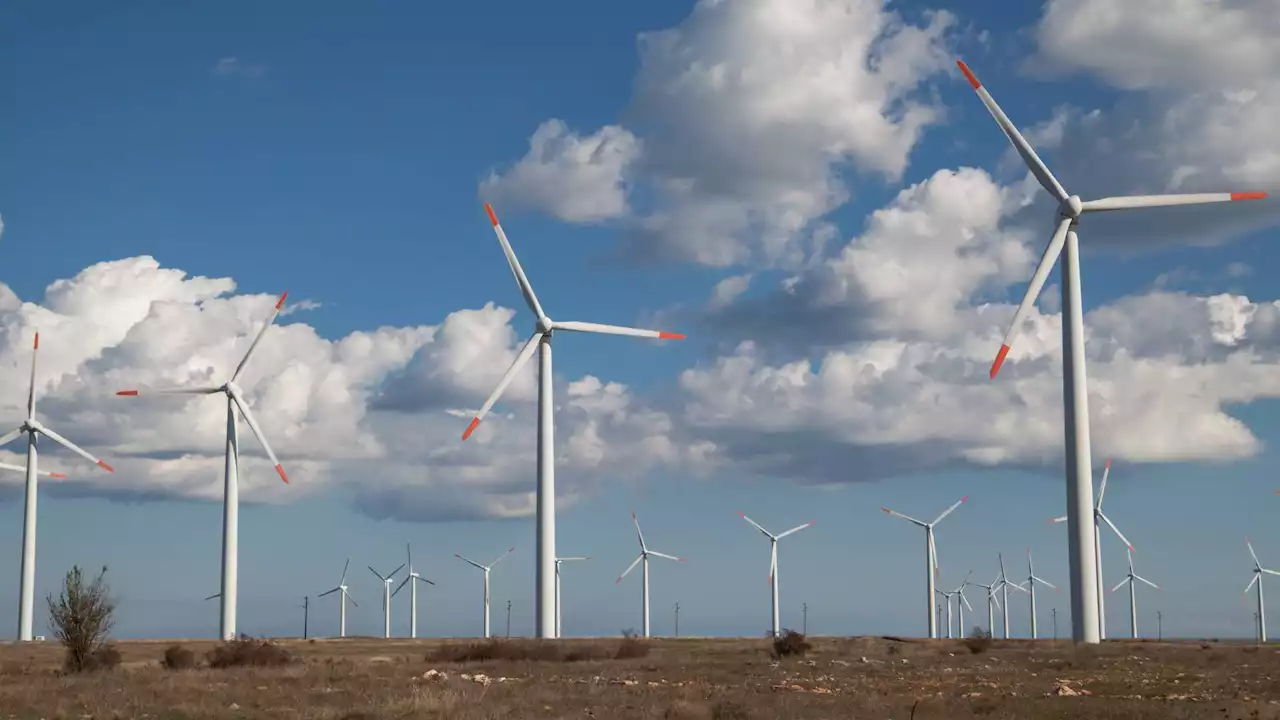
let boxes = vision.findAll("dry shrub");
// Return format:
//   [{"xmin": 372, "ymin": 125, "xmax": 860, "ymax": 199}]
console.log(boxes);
[
  {"xmin": 771, "ymin": 629, "xmax": 810, "ymax": 658},
  {"xmin": 711, "ymin": 699, "xmax": 752, "ymax": 720},
  {"xmin": 46, "ymin": 565, "xmax": 116, "ymax": 673},
  {"xmin": 965, "ymin": 627, "xmax": 993, "ymax": 654},
  {"xmin": 206, "ymin": 636, "xmax": 293, "ymax": 669},
  {"xmin": 428, "ymin": 634, "xmax": 649, "ymax": 664},
  {"xmin": 615, "ymin": 629, "xmax": 650, "ymax": 659},
  {"xmin": 162, "ymin": 644, "xmax": 196, "ymax": 670}
]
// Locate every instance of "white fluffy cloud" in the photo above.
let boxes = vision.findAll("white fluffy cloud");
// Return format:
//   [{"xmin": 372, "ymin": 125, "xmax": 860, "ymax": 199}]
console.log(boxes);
[
  {"xmin": 0, "ymin": 257, "xmax": 691, "ymax": 520},
  {"xmin": 485, "ymin": 0, "xmax": 959, "ymax": 267}
]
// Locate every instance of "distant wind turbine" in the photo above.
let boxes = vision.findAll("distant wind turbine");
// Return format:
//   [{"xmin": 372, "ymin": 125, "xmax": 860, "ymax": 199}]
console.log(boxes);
[
  {"xmin": 737, "ymin": 512, "xmax": 815, "ymax": 638},
  {"xmin": 1245, "ymin": 538, "xmax": 1278, "ymax": 642},
  {"xmin": 881, "ymin": 495, "xmax": 968, "ymax": 638},
  {"xmin": 1021, "ymin": 548, "xmax": 1059, "ymax": 639},
  {"xmin": 616, "ymin": 512, "xmax": 685, "ymax": 638},
  {"xmin": 554, "ymin": 556, "xmax": 589, "ymax": 638},
  {"xmin": 392, "ymin": 544, "xmax": 435, "ymax": 638},
  {"xmin": 456, "ymin": 548, "xmax": 515, "ymax": 639},
  {"xmin": 969, "ymin": 572, "xmax": 1005, "ymax": 634},
  {"xmin": 368, "ymin": 562, "xmax": 405, "ymax": 639},
  {"xmin": 317, "ymin": 558, "xmax": 358, "ymax": 638},
  {"xmin": 1110, "ymin": 548, "xmax": 1158, "ymax": 639},
  {"xmin": 953, "ymin": 571, "xmax": 974, "ymax": 637}
]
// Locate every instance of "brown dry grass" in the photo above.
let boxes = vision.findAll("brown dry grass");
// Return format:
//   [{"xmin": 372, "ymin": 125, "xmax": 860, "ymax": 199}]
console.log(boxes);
[{"xmin": 0, "ymin": 635, "xmax": 1277, "ymax": 718}]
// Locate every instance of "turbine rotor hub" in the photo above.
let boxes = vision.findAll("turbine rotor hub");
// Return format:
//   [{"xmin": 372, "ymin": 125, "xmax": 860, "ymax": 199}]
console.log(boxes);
[
  {"xmin": 1061, "ymin": 195, "xmax": 1083, "ymax": 219},
  {"xmin": 536, "ymin": 316, "xmax": 554, "ymax": 335}
]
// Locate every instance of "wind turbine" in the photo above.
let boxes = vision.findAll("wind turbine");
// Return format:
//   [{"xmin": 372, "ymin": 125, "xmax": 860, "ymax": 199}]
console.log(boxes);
[
  {"xmin": 881, "ymin": 495, "xmax": 968, "ymax": 638},
  {"xmin": 456, "ymin": 548, "xmax": 515, "ymax": 639},
  {"xmin": 368, "ymin": 562, "xmax": 404, "ymax": 639},
  {"xmin": 461, "ymin": 203, "xmax": 686, "ymax": 638},
  {"xmin": 936, "ymin": 588, "xmax": 957, "ymax": 638},
  {"xmin": 0, "ymin": 332, "xmax": 115, "ymax": 641},
  {"xmin": 969, "ymin": 573, "xmax": 1004, "ymax": 634},
  {"xmin": 953, "ymin": 571, "xmax": 974, "ymax": 637},
  {"xmin": 116, "ymin": 291, "xmax": 290, "ymax": 641},
  {"xmin": 959, "ymin": 57, "xmax": 1268, "ymax": 644},
  {"xmin": 318, "ymin": 558, "xmax": 358, "ymax": 638},
  {"xmin": 1021, "ymin": 548, "xmax": 1059, "ymax": 639},
  {"xmin": 392, "ymin": 544, "xmax": 435, "ymax": 639},
  {"xmin": 1245, "ymin": 538, "xmax": 1278, "ymax": 642},
  {"xmin": 998, "ymin": 553, "xmax": 1025, "ymax": 639},
  {"xmin": 1049, "ymin": 459, "xmax": 1134, "ymax": 640},
  {"xmin": 737, "ymin": 512, "xmax": 815, "ymax": 637},
  {"xmin": 554, "ymin": 556, "xmax": 589, "ymax": 638},
  {"xmin": 616, "ymin": 511, "xmax": 685, "ymax": 638},
  {"xmin": 1110, "ymin": 548, "xmax": 1158, "ymax": 639}
]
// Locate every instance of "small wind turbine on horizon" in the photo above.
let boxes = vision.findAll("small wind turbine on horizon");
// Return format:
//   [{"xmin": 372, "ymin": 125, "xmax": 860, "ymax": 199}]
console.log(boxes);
[
  {"xmin": 1110, "ymin": 548, "xmax": 1159, "ymax": 639},
  {"xmin": 738, "ymin": 512, "xmax": 815, "ymax": 638},
  {"xmin": 0, "ymin": 332, "xmax": 115, "ymax": 641},
  {"xmin": 969, "ymin": 572, "xmax": 1005, "ymax": 634},
  {"xmin": 882, "ymin": 495, "xmax": 968, "ymax": 639},
  {"xmin": 953, "ymin": 571, "xmax": 974, "ymax": 637},
  {"xmin": 617, "ymin": 512, "xmax": 685, "ymax": 638},
  {"xmin": 456, "ymin": 548, "xmax": 515, "ymax": 639},
  {"xmin": 1245, "ymin": 538, "xmax": 1278, "ymax": 642},
  {"xmin": 462, "ymin": 203, "xmax": 686, "ymax": 639},
  {"xmin": 998, "ymin": 553, "xmax": 1024, "ymax": 639},
  {"xmin": 368, "ymin": 562, "xmax": 405, "ymax": 639},
  {"xmin": 392, "ymin": 544, "xmax": 435, "ymax": 639},
  {"xmin": 1049, "ymin": 459, "xmax": 1134, "ymax": 640},
  {"xmin": 116, "ymin": 291, "xmax": 291, "ymax": 641},
  {"xmin": 1021, "ymin": 548, "xmax": 1059, "ymax": 639},
  {"xmin": 554, "ymin": 555, "xmax": 589, "ymax": 638},
  {"xmin": 936, "ymin": 588, "xmax": 957, "ymax": 639},
  {"xmin": 318, "ymin": 558, "xmax": 359, "ymax": 638},
  {"xmin": 960, "ymin": 54, "xmax": 1269, "ymax": 644}
]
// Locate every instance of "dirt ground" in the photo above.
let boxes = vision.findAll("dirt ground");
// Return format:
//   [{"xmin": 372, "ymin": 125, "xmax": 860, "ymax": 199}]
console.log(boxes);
[{"xmin": 0, "ymin": 634, "xmax": 1277, "ymax": 719}]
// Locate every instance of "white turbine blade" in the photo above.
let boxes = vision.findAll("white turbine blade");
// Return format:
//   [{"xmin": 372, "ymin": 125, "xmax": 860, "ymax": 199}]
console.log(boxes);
[
  {"xmin": 407, "ymin": 543, "xmax": 413, "ymax": 571},
  {"xmin": 558, "ymin": 556, "xmax": 590, "ymax": 562},
  {"xmin": 1033, "ymin": 576, "xmax": 1059, "ymax": 591},
  {"xmin": 0, "ymin": 461, "xmax": 63, "ymax": 478},
  {"xmin": 1047, "ymin": 516, "xmax": 1068, "ymax": 525},
  {"xmin": 1245, "ymin": 574, "xmax": 1260, "ymax": 594},
  {"xmin": 1097, "ymin": 511, "xmax": 1134, "ymax": 551},
  {"xmin": 990, "ymin": 216, "xmax": 1072, "ymax": 378},
  {"xmin": 368, "ymin": 566, "xmax": 386, "ymax": 581},
  {"xmin": 1134, "ymin": 575, "xmax": 1159, "ymax": 590},
  {"xmin": 484, "ymin": 202, "xmax": 546, "ymax": 320},
  {"xmin": 956, "ymin": 60, "xmax": 1069, "ymax": 203},
  {"xmin": 1007, "ymin": 581, "xmax": 1029, "ymax": 594},
  {"xmin": 881, "ymin": 507, "xmax": 927, "ymax": 527},
  {"xmin": 776, "ymin": 521, "xmax": 815, "ymax": 539},
  {"xmin": 230, "ymin": 393, "xmax": 288, "ymax": 484},
  {"xmin": 27, "ymin": 332, "xmax": 39, "ymax": 417},
  {"xmin": 455, "ymin": 554, "xmax": 485, "ymax": 571},
  {"xmin": 318, "ymin": 587, "xmax": 342, "ymax": 598},
  {"xmin": 1081, "ymin": 192, "xmax": 1267, "ymax": 213},
  {"xmin": 552, "ymin": 320, "xmax": 686, "ymax": 341},
  {"xmin": 490, "ymin": 547, "xmax": 515, "ymax": 568},
  {"xmin": 0, "ymin": 426, "xmax": 26, "ymax": 449},
  {"xmin": 461, "ymin": 331, "xmax": 542, "ymax": 441},
  {"xmin": 1096, "ymin": 459, "xmax": 1112, "ymax": 509},
  {"xmin": 616, "ymin": 554, "xmax": 643, "ymax": 583},
  {"xmin": 768, "ymin": 547, "xmax": 777, "ymax": 585},
  {"xmin": 392, "ymin": 577, "xmax": 410, "ymax": 597},
  {"xmin": 631, "ymin": 511, "xmax": 648, "ymax": 551},
  {"xmin": 738, "ymin": 512, "xmax": 774, "ymax": 538},
  {"xmin": 1111, "ymin": 577, "xmax": 1131, "ymax": 593},
  {"xmin": 649, "ymin": 550, "xmax": 684, "ymax": 562},
  {"xmin": 1247, "ymin": 537, "xmax": 1262, "ymax": 568},
  {"xmin": 33, "ymin": 423, "xmax": 113, "ymax": 472},
  {"xmin": 340, "ymin": 558, "xmax": 350, "ymax": 585},
  {"xmin": 932, "ymin": 495, "xmax": 969, "ymax": 525},
  {"xmin": 929, "ymin": 531, "xmax": 939, "ymax": 578},
  {"xmin": 991, "ymin": 593, "xmax": 1001, "ymax": 611},
  {"xmin": 387, "ymin": 563, "xmax": 406, "ymax": 578},
  {"xmin": 344, "ymin": 588, "xmax": 359, "ymax": 607},
  {"xmin": 415, "ymin": 575, "xmax": 437, "ymax": 586},
  {"xmin": 231, "ymin": 291, "xmax": 289, "ymax": 382},
  {"xmin": 960, "ymin": 590, "xmax": 973, "ymax": 613},
  {"xmin": 115, "ymin": 386, "xmax": 222, "ymax": 397}
]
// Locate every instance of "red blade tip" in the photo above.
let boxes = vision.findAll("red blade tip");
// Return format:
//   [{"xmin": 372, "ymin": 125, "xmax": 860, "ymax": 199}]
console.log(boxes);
[
  {"xmin": 960, "ymin": 495, "xmax": 969, "ymax": 503},
  {"xmin": 880, "ymin": 507, "xmax": 891, "ymax": 514},
  {"xmin": 956, "ymin": 60, "xmax": 981, "ymax": 89},
  {"xmin": 462, "ymin": 417, "xmax": 480, "ymax": 441},
  {"xmin": 484, "ymin": 203, "xmax": 499, "ymax": 226},
  {"xmin": 1105, "ymin": 459, "xmax": 1111, "ymax": 468},
  {"xmin": 990, "ymin": 345, "xmax": 1011, "ymax": 379},
  {"xmin": 33, "ymin": 333, "xmax": 39, "ymax": 350},
  {"xmin": 659, "ymin": 332, "xmax": 686, "ymax": 340},
  {"xmin": 276, "ymin": 291, "xmax": 289, "ymax": 310},
  {"xmin": 50, "ymin": 473, "xmax": 66, "ymax": 479},
  {"xmin": 275, "ymin": 464, "xmax": 289, "ymax": 484},
  {"xmin": 677, "ymin": 557, "xmax": 687, "ymax": 562},
  {"xmin": 116, "ymin": 390, "xmax": 138, "ymax": 396},
  {"xmin": 1231, "ymin": 192, "xmax": 1268, "ymax": 201},
  {"xmin": 97, "ymin": 460, "xmax": 114, "ymax": 473}
]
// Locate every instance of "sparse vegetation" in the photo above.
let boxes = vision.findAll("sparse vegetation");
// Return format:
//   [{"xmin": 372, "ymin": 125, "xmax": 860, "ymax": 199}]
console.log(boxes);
[
  {"xmin": 965, "ymin": 626, "xmax": 993, "ymax": 654},
  {"xmin": 162, "ymin": 643, "xmax": 196, "ymax": 670},
  {"xmin": 428, "ymin": 633, "xmax": 650, "ymax": 664},
  {"xmin": 205, "ymin": 635, "xmax": 292, "ymax": 668},
  {"xmin": 771, "ymin": 628, "xmax": 811, "ymax": 658},
  {"xmin": 46, "ymin": 565, "xmax": 116, "ymax": 673}
]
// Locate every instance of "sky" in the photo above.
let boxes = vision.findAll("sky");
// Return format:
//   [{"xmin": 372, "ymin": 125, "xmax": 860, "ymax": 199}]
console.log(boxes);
[{"xmin": 1, "ymin": 0, "xmax": 1279, "ymax": 642}]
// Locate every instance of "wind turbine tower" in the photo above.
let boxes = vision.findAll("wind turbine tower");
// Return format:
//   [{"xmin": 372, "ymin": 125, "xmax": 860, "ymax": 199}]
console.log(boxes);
[
  {"xmin": 456, "ymin": 548, "xmax": 515, "ymax": 638},
  {"xmin": 737, "ymin": 512, "xmax": 815, "ymax": 637},
  {"xmin": 616, "ymin": 512, "xmax": 685, "ymax": 638},
  {"xmin": 881, "ymin": 496, "xmax": 968, "ymax": 638},
  {"xmin": 317, "ymin": 558, "xmax": 358, "ymax": 638}
]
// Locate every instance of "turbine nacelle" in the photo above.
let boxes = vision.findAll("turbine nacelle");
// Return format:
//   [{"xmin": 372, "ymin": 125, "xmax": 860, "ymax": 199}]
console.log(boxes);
[{"xmin": 1060, "ymin": 195, "xmax": 1083, "ymax": 220}]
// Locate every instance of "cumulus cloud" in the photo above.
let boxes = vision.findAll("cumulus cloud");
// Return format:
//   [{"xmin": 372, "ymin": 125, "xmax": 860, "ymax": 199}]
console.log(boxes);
[
  {"xmin": 0, "ymin": 257, "xmax": 690, "ymax": 521},
  {"xmin": 485, "ymin": 0, "xmax": 959, "ymax": 267}
]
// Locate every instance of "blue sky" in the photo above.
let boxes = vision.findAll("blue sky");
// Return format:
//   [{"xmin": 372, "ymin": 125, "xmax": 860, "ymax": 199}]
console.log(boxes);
[{"xmin": 1, "ymin": 0, "xmax": 1279, "ymax": 641}]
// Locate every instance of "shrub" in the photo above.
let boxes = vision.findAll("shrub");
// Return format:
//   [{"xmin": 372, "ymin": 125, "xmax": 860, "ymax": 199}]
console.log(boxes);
[
  {"xmin": 771, "ymin": 629, "xmax": 810, "ymax": 658},
  {"xmin": 162, "ymin": 644, "xmax": 196, "ymax": 670},
  {"xmin": 965, "ymin": 627, "xmax": 993, "ymax": 654},
  {"xmin": 614, "ymin": 630, "xmax": 650, "ymax": 659},
  {"xmin": 206, "ymin": 636, "xmax": 292, "ymax": 669},
  {"xmin": 46, "ymin": 565, "xmax": 116, "ymax": 673}
]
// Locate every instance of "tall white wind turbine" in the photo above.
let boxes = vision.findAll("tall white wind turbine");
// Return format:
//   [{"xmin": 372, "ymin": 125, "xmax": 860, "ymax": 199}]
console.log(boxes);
[
  {"xmin": 1021, "ymin": 548, "xmax": 1059, "ymax": 639},
  {"xmin": 1049, "ymin": 459, "xmax": 1134, "ymax": 640},
  {"xmin": 456, "ymin": 547, "xmax": 515, "ymax": 639},
  {"xmin": 738, "ymin": 512, "xmax": 815, "ymax": 637},
  {"xmin": 959, "ymin": 57, "xmax": 1269, "ymax": 644},
  {"xmin": 882, "ymin": 495, "xmax": 968, "ymax": 638},
  {"xmin": 462, "ymin": 204, "xmax": 685, "ymax": 639},
  {"xmin": 0, "ymin": 332, "xmax": 115, "ymax": 641},
  {"xmin": 1245, "ymin": 538, "xmax": 1278, "ymax": 642},
  {"xmin": 616, "ymin": 512, "xmax": 685, "ymax": 638},
  {"xmin": 1110, "ymin": 548, "xmax": 1158, "ymax": 639},
  {"xmin": 554, "ymin": 556, "xmax": 589, "ymax": 638},
  {"xmin": 368, "ymin": 562, "xmax": 405, "ymax": 639},
  {"xmin": 116, "ymin": 291, "xmax": 290, "ymax": 641},
  {"xmin": 392, "ymin": 544, "xmax": 435, "ymax": 639},
  {"xmin": 997, "ymin": 553, "xmax": 1025, "ymax": 639},
  {"xmin": 970, "ymin": 573, "xmax": 1004, "ymax": 634},
  {"xmin": 317, "ymin": 558, "xmax": 358, "ymax": 638}
]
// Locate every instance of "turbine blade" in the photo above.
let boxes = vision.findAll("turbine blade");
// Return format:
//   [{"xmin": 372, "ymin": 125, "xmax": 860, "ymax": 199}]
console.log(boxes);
[
  {"xmin": 455, "ymin": 554, "xmax": 485, "ymax": 571},
  {"xmin": 1262, "ymin": 568, "xmax": 1280, "ymax": 578},
  {"xmin": 27, "ymin": 332, "xmax": 39, "ymax": 418},
  {"xmin": 932, "ymin": 495, "xmax": 969, "ymax": 525},
  {"xmin": 33, "ymin": 424, "xmax": 113, "ymax": 472},
  {"xmin": 929, "ymin": 531, "xmax": 939, "ymax": 578},
  {"xmin": 484, "ymin": 202, "xmax": 546, "ymax": 320},
  {"xmin": 1247, "ymin": 537, "xmax": 1262, "ymax": 568},
  {"xmin": 738, "ymin": 512, "xmax": 773, "ymax": 538},
  {"xmin": 1098, "ymin": 511, "xmax": 1134, "ymax": 552},
  {"xmin": 881, "ymin": 507, "xmax": 927, "ymax": 526},
  {"xmin": 345, "ymin": 589, "xmax": 359, "ymax": 607},
  {"xmin": 648, "ymin": 550, "xmax": 684, "ymax": 562},
  {"xmin": 1245, "ymin": 574, "xmax": 1259, "ymax": 594},
  {"xmin": 416, "ymin": 576, "xmax": 436, "ymax": 586},
  {"xmin": 318, "ymin": 587, "xmax": 341, "ymax": 598},
  {"xmin": 1111, "ymin": 577, "xmax": 1131, "ymax": 593},
  {"xmin": 490, "ymin": 547, "xmax": 515, "ymax": 567},
  {"xmin": 961, "ymin": 591, "xmax": 973, "ymax": 612},
  {"xmin": 392, "ymin": 577, "xmax": 410, "ymax": 597},
  {"xmin": 1081, "ymin": 192, "xmax": 1268, "ymax": 213},
  {"xmin": 0, "ymin": 426, "xmax": 26, "ymax": 449},
  {"xmin": 769, "ymin": 547, "xmax": 777, "ymax": 586},
  {"xmin": 1135, "ymin": 575, "xmax": 1159, "ymax": 590},
  {"xmin": 1034, "ymin": 576, "xmax": 1059, "ymax": 591},
  {"xmin": 231, "ymin": 292, "xmax": 288, "ymax": 382},
  {"xmin": 632, "ymin": 511, "xmax": 647, "ymax": 551},
  {"xmin": 205, "ymin": 593, "xmax": 220, "ymax": 601},
  {"xmin": 340, "ymin": 558, "xmax": 350, "ymax": 585},
  {"xmin": 368, "ymin": 566, "xmax": 385, "ymax": 581},
  {"xmin": 0, "ymin": 461, "xmax": 64, "ymax": 478},
  {"xmin": 462, "ymin": 331, "xmax": 542, "ymax": 440},
  {"xmin": 230, "ymin": 394, "xmax": 288, "ymax": 483},
  {"xmin": 388, "ymin": 563, "xmax": 406, "ymax": 578},
  {"xmin": 776, "ymin": 521, "xmax": 815, "ymax": 539},
  {"xmin": 1096, "ymin": 459, "xmax": 1112, "ymax": 509},
  {"xmin": 616, "ymin": 554, "xmax": 643, "ymax": 583},
  {"xmin": 1047, "ymin": 515, "xmax": 1068, "ymax": 525},
  {"xmin": 552, "ymin": 320, "xmax": 685, "ymax": 341},
  {"xmin": 991, "ymin": 216, "xmax": 1072, "ymax": 378},
  {"xmin": 115, "ymin": 386, "xmax": 222, "ymax": 396}
]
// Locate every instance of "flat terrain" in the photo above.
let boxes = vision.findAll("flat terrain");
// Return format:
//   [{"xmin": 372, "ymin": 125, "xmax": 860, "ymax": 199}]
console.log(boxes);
[{"xmin": 0, "ymin": 634, "xmax": 1277, "ymax": 718}]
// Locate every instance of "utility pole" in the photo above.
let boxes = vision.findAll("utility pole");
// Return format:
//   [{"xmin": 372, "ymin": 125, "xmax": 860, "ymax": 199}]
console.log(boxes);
[
  {"xmin": 302, "ymin": 596, "xmax": 309, "ymax": 640},
  {"xmin": 1156, "ymin": 611, "xmax": 1163, "ymax": 641},
  {"xmin": 802, "ymin": 602, "xmax": 808, "ymax": 635},
  {"xmin": 1052, "ymin": 608, "xmax": 1057, "ymax": 642},
  {"xmin": 674, "ymin": 602, "xmax": 680, "ymax": 638},
  {"xmin": 506, "ymin": 600, "xmax": 512, "ymax": 638}
]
